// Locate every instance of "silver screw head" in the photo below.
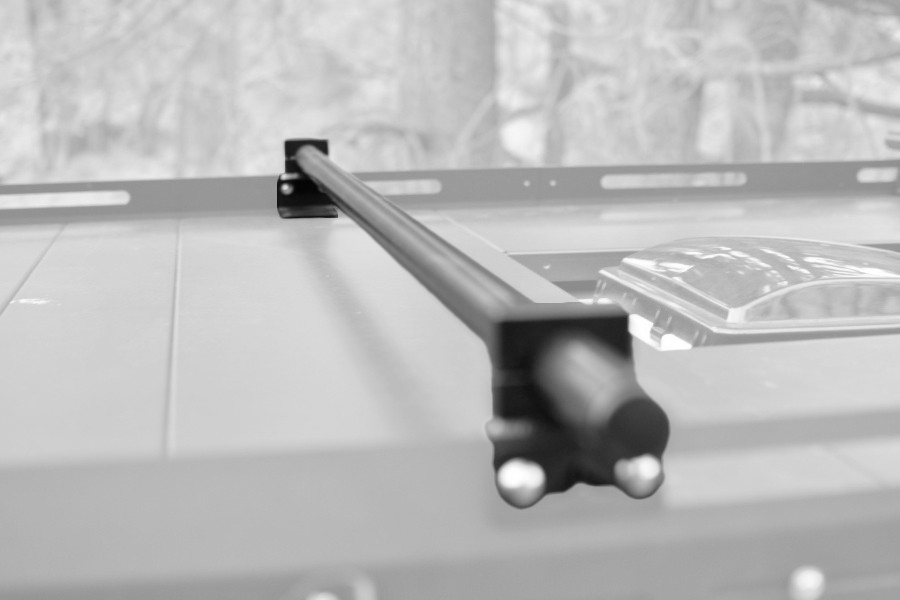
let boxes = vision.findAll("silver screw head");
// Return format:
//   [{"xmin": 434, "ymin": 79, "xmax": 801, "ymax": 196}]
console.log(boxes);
[
  {"xmin": 789, "ymin": 566, "xmax": 826, "ymax": 600},
  {"xmin": 305, "ymin": 593, "xmax": 340, "ymax": 600},
  {"xmin": 280, "ymin": 182, "xmax": 295, "ymax": 196},
  {"xmin": 613, "ymin": 454, "xmax": 664, "ymax": 499},
  {"xmin": 496, "ymin": 458, "xmax": 546, "ymax": 508}
]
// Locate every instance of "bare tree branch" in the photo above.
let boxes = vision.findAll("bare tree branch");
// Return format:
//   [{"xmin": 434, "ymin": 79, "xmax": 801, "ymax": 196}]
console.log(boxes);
[
  {"xmin": 814, "ymin": 0, "xmax": 900, "ymax": 16},
  {"xmin": 800, "ymin": 86, "xmax": 900, "ymax": 119},
  {"xmin": 697, "ymin": 46, "xmax": 900, "ymax": 77},
  {"xmin": 568, "ymin": 44, "xmax": 900, "ymax": 82}
]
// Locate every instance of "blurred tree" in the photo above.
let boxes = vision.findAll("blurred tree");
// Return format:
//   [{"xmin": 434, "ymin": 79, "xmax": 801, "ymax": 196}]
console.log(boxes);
[
  {"xmin": 0, "ymin": 1, "xmax": 40, "ymax": 182},
  {"xmin": 26, "ymin": 0, "xmax": 79, "ymax": 170},
  {"xmin": 6, "ymin": 0, "xmax": 900, "ymax": 183},
  {"xmin": 543, "ymin": 0, "xmax": 575, "ymax": 165},
  {"xmin": 398, "ymin": 0, "xmax": 499, "ymax": 168},
  {"xmin": 630, "ymin": 1, "xmax": 705, "ymax": 163},
  {"xmin": 706, "ymin": 0, "xmax": 808, "ymax": 161},
  {"xmin": 174, "ymin": 0, "xmax": 240, "ymax": 177}
]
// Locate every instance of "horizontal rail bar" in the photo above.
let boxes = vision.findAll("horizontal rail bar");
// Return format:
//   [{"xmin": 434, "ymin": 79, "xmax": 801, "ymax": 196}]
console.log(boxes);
[
  {"xmin": 359, "ymin": 159, "xmax": 900, "ymax": 205},
  {"xmin": 3, "ymin": 158, "xmax": 898, "ymax": 222}
]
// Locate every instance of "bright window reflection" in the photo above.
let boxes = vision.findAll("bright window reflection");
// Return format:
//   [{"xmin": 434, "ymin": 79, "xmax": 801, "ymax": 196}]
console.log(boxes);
[{"xmin": 3, "ymin": 1, "xmax": 900, "ymax": 183}]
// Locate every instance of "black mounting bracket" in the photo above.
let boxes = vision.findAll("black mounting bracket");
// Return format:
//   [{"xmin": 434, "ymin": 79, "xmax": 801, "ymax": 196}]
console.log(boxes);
[
  {"xmin": 486, "ymin": 304, "xmax": 668, "ymax": 502},
  {"xmin": 277, "ymin": 139, "xmax": 338, "ymax": 218}
]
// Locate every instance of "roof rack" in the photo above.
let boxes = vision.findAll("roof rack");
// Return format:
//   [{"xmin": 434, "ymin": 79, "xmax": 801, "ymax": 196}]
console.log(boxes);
[{"xmin": 277, "ymin": 139, "xmax": 670, "ymax": 508}]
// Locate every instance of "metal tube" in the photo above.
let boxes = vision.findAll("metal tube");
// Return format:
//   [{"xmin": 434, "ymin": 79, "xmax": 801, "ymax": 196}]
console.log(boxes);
[{"xmin": 295, "ymin": 145, "xmax": 529, "ymax": 340}]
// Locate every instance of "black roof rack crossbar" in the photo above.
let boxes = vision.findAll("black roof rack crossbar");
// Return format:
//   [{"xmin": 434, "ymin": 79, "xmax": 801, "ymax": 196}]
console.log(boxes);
[{"xmin": 277, "ymin": 138, "xmax": 670, "ymax": 508}]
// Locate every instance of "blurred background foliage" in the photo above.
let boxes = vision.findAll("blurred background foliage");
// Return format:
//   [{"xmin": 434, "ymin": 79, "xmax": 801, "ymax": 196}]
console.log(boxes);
[{"xmin": 3, "ymin": 0, "xmax": 900, "ymax": 182}]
